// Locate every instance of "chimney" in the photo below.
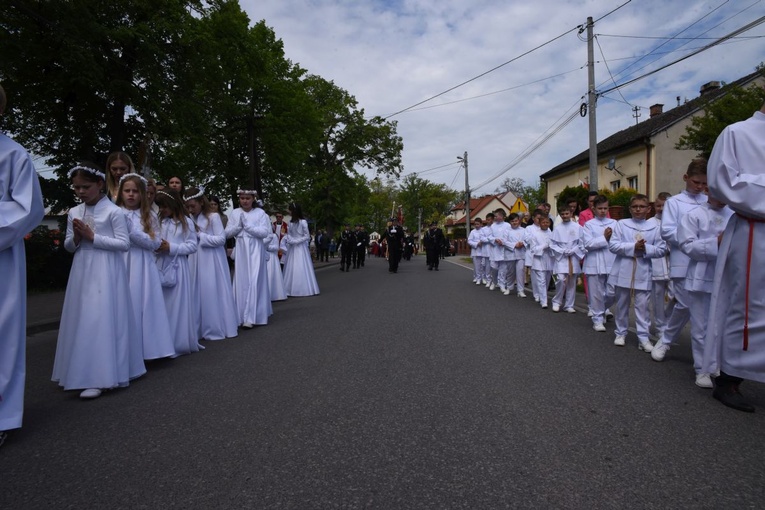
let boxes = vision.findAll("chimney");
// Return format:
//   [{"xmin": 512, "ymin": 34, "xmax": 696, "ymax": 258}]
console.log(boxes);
[
  {"xmin": 700, "ymin": 81, "xmax": 721, "ymax": 96},
  {"xmin": 649, "ymin": 104, "xmax": 664, "ymax": 118}
]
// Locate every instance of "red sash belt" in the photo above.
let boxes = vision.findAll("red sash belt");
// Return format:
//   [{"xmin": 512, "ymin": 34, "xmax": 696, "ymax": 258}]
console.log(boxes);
[{"xmin": 736, "ymin": 213, "xmax": 765, "ymax": 351}]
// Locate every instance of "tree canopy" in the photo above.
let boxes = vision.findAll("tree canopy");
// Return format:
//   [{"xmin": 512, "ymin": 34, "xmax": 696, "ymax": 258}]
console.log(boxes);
[{"xmin": 1, "ymin": 0, "xmax": 403, "ymax": 222}]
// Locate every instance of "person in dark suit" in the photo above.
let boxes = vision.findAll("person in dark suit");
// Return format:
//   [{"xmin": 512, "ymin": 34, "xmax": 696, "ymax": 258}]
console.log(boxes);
[
  {"xmin": 424, "ymin": 222, "xmax": 445, "ymax": 270},
  {"xmin": 338, "ymin": 223, "xmax": 355, "ymax": 272},
  {"xmin": 382, "ymin": 217, "xmax": 405, "ymax": 273},
  {"xmin": 319, "ymin": 229, "xmax": 330, "ymax": 262},
  {"xmin": 353, "ymin": 224, "xmax": 369, "ymax": 268}
]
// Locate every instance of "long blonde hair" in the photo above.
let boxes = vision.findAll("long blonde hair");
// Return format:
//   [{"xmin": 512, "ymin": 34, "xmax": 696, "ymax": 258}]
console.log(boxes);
[
  {"xmin": 105, "ymin": 152, "xmax": 135, "ymax": 200},
  {"xmin": 116, "ymin": 175, "xmax": 156, "ymax": 239}
]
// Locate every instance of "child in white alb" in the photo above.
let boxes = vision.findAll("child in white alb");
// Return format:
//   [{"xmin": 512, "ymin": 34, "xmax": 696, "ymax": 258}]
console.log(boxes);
[
  {"xmin": 467, "ymin": 218, "xmax": 485, "ymax": 284},
  {"xmin": 608, "ymin": 194, "xmax": 667, "ymax": 351},
  {"xmin": 549, "ymin": 205, "xmax": 584, "ymax": 312},
  {"xmin": 505, "ymin": 213, "xmax": 527, "ymax": 297},
  {"xmin": 582, "ymin": 195, "xmax": 617, "ymax": 332},
  {"xmin": 523, "ymin": 210, "xmax": 542, "ymax": 301},
  {"xmin": 487, "ymin": 209, "xmax": 511, "ymax": 292},
  {"xmin": 647, "ymin": 192, "xmax": 672, "ymax": 339},
  {"xmin": 480, "ymin": 213, "xmax": 494, "ymax": 286},
  {"xmin": 529, "ymin": 216, "xmax": 553, "ymax": 308},
  {"xmin": 678, "ymin": 195, "xmax": 733, "ymax": 388}
]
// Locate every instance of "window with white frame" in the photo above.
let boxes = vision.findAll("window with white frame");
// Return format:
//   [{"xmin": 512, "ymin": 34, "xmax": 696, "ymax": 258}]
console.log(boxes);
[
  {"xmin": 628, "ymin": 176, "xmax": 638, "ymax": 190},
  {"xmin": 610, "ymin": 180, "xmax": 621, "ymax": 192}
]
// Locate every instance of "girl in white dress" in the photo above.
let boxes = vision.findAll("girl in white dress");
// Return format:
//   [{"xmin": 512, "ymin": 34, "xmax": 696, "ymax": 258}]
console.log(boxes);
[
  {"xmin": 155, "ymin": 188, "xmax": 200, "ymax": 356},
  {"xmin": 184, "ymin": 187, "xmax": 238, "ymax": 340},
  {"xmin": 265, "ymin": 231, "xmax": 288, "ymax": 301},
  {"xmin": 116, "ymin": 174, "xmax": 175, "ymax": 360},
  {"xmin": 225, "ymin": 190, "xmax": 272, "ymax": 327},
  {"xmin": 53, "ymin": 165, "xmax": 145, "ymax": 399},
  {"xmin": 282, "ymin": 203, "xmax": 320, "ymax": 297}
]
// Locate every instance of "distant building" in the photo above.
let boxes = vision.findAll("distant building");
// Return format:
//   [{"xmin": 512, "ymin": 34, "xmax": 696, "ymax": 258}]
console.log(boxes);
[{"xmin": 540, "ymin": 70, "xmax": 765, "ymax": 216}]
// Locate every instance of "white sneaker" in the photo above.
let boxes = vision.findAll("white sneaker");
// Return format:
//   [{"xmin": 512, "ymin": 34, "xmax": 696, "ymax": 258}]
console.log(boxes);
[
  {"xmin": 638, "ymin": 340, "xmax": 654, "ymax": 353},
  {"xmin": 614, "ymin": 335, "xmax": 626, "ymax": 346},
  {"xmin": 541, "ymin": 303, "xmax": 548, "ymax": 309},
  {"xmin": 651, "ymin": 342, "xmax": 670, "ymax": 361},
  {"xmin": 489, "ymin": 283, "xmax": 496, "ymax": 291},
  {"xmin": 593, "ymin": 323, "xmax": 606, "ymax": 332},
  {"xmin": 534, "ymin": 296, "xmax": 540, "ymax": 302},
  {"xmin": 517, "ymin": 292, "xmax": 527, "ymax": 298},
  {"xmin": 242, "ymin": 322, "xmax": 254, "ymax": 329},
  {"xmin": 605, "ymin": 310, "xmax": 614, "ymax": 321},
  {"xmin": 552, "ymin": 303, "xmax": 560, "ymax": 312},
  {"xmin": 565, "ymin": 308, "xmax": 576, "ymax": 314},
  {"xmin": 475, "ymin": 279, "xmax": 482, "ymax": 285},
  {"xmin": 587, "ymin": 309, "xmax": 593, "ymax": 317},
  {"xmin": 695, "ymin": 373, "xmax": 713, "ymax": 389},
  {"xmin": 482, "ymin": 279, "xmax": 488, "ymax": 285},
  {"xmin": 80, "ymin": 388, "xmax": 102, "ymax": 399},
  {"xmin": 502, "ymin": 288, "xmax": 510, "ymax": 295}
]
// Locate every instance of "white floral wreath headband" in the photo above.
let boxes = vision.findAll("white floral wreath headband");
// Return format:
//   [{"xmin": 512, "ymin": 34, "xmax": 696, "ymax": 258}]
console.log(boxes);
[
  {"xmin": 237, "ymin": 189, "xmax": 258, "ymax": 196},
  {"xmin": 184, "ymin": 186, "xmax": 206, "ymax": 202},
  {"xmin": 119, "ymin": 173, "xmax": 148, "ymax": 186},
  {"xmin": 156, "ymin": 190, "xmax": 178, "ymax": 202},
  {"xmin": 68, "ymin": 165, "xmax": 106, "ymax": 181}
]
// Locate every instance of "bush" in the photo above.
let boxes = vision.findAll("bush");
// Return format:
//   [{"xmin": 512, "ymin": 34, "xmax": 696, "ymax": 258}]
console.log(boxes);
[
  {"xmin": 24, "ymin": 225, "xmax": 73, "ymax": 291},
  {"xmin": 601, "ymin": 187, "xmax": 637, "ymax": 218}
]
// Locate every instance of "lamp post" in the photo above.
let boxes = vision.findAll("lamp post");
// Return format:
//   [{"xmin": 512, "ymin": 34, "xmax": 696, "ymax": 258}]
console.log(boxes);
[{"xmin": 457, "ymin": 151, "xmax": 468, "ymax": 254}]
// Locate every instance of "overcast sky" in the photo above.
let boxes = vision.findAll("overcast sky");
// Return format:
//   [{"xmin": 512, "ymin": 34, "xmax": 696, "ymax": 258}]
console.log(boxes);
[{"xmin": 240, "ymin": 0, "xmax": 765, "ymax": 195}]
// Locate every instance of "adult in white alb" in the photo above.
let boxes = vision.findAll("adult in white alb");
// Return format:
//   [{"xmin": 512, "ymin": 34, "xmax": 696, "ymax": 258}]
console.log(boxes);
[
  {"xmin": 265, "ymin": 231, "xmax": 288, "ymax": 301},
  {"xmin": 703, "ymin": 102, "xmax": 765, "ymax": 413},
  {"xmin": 0, "ymin": 84, "xmax": 44, "ymax": 446}
]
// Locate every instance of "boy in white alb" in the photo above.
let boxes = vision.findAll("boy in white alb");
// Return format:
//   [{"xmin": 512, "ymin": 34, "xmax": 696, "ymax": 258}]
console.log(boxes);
[
  {"xmin": 652, "ymin": 159, "xmax": 708, "ymax": 362},
  {"xmin": 480, "ymin": 213, "xmax": 494, "ymax": 286},
  {"xmin": 524, "ymin": 210, "xmax": 543, "ymax": 301},
  {"xmin": 467, "ymin": 218, "xmax": 485, "ymax": 284},
  {"xmin": 678, "ymin": 195, "xmax": 733, "ymax": 388},
  {"xmin": 582, "ymin": 195, "xmax": 617, "ymax": 332},
  {"xmin": 646, "ymin": 192, "xmax": 672, "ymax": 339},
  {"xmin": 608, "ymin": 194, "xmax": 667, "ymax": 350},
  {"xmin": 505, "ymin": 213, "xmax": 527, "ymax": 297},
  {"xmin": 529, "ymin": 216, "xmax": 553, "ymax": 308},
  {"xmin": 487, "ymin": 209, "xmax": 511, "ymax": 292},
  {"xmin": 549, "ymin": 206, "xmax": 584, "ymax": 312}
]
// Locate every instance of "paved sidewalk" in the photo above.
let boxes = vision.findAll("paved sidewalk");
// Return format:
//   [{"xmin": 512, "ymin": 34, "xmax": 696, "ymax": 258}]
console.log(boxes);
[{"xmin": 26, "ymin": 257, "xmax": 339, "ymax": 335}]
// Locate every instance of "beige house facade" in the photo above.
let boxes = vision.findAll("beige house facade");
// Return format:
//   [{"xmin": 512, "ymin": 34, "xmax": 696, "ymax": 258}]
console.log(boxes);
[{"xmin": 541, "ymin": 71, "xmax": 765, "ymax": 216}]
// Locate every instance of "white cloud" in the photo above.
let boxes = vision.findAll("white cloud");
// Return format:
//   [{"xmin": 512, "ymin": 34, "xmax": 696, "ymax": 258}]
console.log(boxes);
[{"xmin": 241, "ymin": 0, "xmax": 765, "ymax": 194}]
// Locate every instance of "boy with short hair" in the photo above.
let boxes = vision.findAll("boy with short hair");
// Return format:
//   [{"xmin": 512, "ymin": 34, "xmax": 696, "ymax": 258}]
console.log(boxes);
[
  {"xmin": 653, "ymin": 159, "xmax": 709, "ymax": 362},
  {"xmin": 487, "ymin": 209, "xmax": 511, "ymax": 292},
  {"xmin": 505, "ymin": 213, "xmax": 527, "ymax": 297},
  {"xmin": 678, "ymin": 194, "xmax": 733, "ymax": 388},
  {"xmin": 647, "ymin": 192, "xmax": 672, "ymax": 338},
  {"xmin": 530, "ymin": 216, "xmax": 553, "ymax": 308},
  {"xmin": 549, "ymin": 204, "xmax": 584, "ymax": 313},
  {"xmin": 480, "ymin": 213, "xmax": 495, "ymax": 286},
  {"xmin": 467, "ymin": 217, "xmax": 485, "ymax": 284},
  {"xmin": 608, "ymin": 194, "xmax": 667, "ymax": 350},
  {"xmin": 524, "ymin": 209, "xmax": 544, "ymax": 301},
  {"xmin": 583, "ymin": 195, "xmax": 617, "ymax": 332}
]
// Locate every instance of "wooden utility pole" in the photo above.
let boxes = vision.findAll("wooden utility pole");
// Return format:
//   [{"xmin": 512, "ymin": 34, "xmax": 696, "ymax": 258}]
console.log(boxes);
[{"xmin": 586, "ymin": 16, "xmax": 598, "ymax": 191}]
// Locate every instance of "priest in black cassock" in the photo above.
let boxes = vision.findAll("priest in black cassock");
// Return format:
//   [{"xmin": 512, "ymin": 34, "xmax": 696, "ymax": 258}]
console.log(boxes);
[{"xmin": 382, "ymin": 217, "xmax": 405, "ymax": 273}]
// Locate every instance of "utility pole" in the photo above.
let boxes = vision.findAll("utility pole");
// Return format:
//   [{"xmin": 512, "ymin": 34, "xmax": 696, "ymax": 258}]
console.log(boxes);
[
  {"xmin": 458, "ymin": 151, "xmax": 469, "ymax": 248},
  {"xmin": 586, "ymin": 16, "xmax": 598, "ymax": 191},
  {"xmin": 632, "ymin": 105, "xmax": 641, "ymax": 125}
]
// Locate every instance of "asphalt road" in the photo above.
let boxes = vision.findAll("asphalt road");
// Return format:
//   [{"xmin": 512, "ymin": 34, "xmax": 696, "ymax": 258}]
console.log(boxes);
[{"xmin": 3, "ymin": 255, "xmax": 765, "ymax": 509}]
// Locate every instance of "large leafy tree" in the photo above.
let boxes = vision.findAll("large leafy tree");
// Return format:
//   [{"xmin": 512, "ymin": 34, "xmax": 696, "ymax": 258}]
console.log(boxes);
[
  {"xmin": 677, "ymin": 68, "xmax": 765, "ymax": 159},
  {"xmin": 397, "ymin": 174, "xmax": 459, "ymax": 232}
]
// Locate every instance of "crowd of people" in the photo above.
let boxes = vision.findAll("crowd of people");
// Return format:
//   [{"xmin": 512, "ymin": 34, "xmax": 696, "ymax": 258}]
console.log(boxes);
[
  {"xmin": 2, "ymin": 81, "xmax": 765, "ymax": 450},
  {"xmin": 467, "ymin": 103, "xmax": 765, "ymax": 413}
]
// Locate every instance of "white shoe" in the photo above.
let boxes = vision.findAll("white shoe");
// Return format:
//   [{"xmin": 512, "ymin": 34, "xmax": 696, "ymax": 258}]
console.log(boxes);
[
  {"xmin": 593, "ymin": 323, "xmax": 606, "ymax": 332},
  {"xmin": 80, "ymin": 388, "xmax": 102, "ymax": 399},
  {"xmin": 638, "ymin": 340, "xmax": 654, "ymax": 353},
  {"xmin": 242, "ymin": 322, "xmax": 254, "ymax": 329},
  {"xmin": 534, "ymin": 296, "xmax": 540, "ymax": 302},
  {"xmin": 489, "ymin": 283, "xmax": 496, "ymax": 291},
  {"xmin": 565, "ymin": 308, "xmax": 576, "ymax": 314},
  {"xmin": 614, "ymin": 335, "xmax": 626, "ymax": 346},
  {"xmin": 651, "ymin": 342, "xmax": 670, "ymax": 361},
  {"xmin": 517, "ymin": 292, "xmax": 527, "ymax": 298},
  {"xmin": 552, "ymin": 304, "xmax": 560, "ymax": 312},
  {"xmin": 482, "ymin": 279, "xmax": 488, "ymax": 285},
  {"xmin": 587, "ymin": 309, "xmax": 593, "ymax": 317},
  {"xmin": 475, "ymin": 279, "xmax": 482, "ymax": 285},
  {"xmin": 695, "ymin": 373, "xmax": 713, "ymax": 389},
  {"xmin": 605, "ymin": 310, "xmax": 614, "ymax": 321},
  {"xmin": 541, "ymin": 303, "xmax": 548, "ymax": 309},
  {"xmin": 502, "ymin": 288, "xmax": 510, "ymax": 296}
]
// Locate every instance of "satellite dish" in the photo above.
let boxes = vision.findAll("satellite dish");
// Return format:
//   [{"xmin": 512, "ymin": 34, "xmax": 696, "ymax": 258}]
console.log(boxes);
[{"xmin": 605, "ymin": 158, "xmax": 624, "ymax": 176}]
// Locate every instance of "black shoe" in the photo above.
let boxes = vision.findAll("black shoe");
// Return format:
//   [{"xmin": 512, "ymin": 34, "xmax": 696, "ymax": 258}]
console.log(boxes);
[
  {"xmin": 713, "ymin": 384, "xmax": 755, "ymax": 413},
  {"xmin": 428, "ymin": 266, "xmax": 433, "ymax": 271},
  {"xmin": 435, "ymin": 267, "xmax": 439, "ymax": 271}
]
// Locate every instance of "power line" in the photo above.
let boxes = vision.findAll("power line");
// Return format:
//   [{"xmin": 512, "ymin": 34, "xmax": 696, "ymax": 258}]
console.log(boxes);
[
  {"xmin": 595, "ymin": 35, "xmax": 636, "ymax": 108},
  {"xmin": 596, "ymin": 34, "xmax": 764, "ymax": 40},
  {"xmin": 401, "ymin": 161, "xmax": 462, "ymax": 178}
]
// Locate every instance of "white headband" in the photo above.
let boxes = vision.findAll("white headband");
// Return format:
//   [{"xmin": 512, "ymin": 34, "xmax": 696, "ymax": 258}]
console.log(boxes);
[
  {"xmin": 156, "ymin": 190, "xmax": 177, "ymax": 202},
  {"xmin": 119, "ymin": 173, "xmax": 148, "ymax": 186},
  {"xmin": 237, "ymin": 189, "xmax": 258, "ymax": 196},
  {"xmin": 184, "ymin": 186, "xmax": 206, "ymax": 202},
  {"xmin": 68, "ymin": 165, "xmax": 106, "ymax": 181}
]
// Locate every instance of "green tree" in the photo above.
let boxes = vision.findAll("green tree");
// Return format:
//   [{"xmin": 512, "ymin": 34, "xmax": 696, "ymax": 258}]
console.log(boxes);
[
  {"xmin": 397, "ymin": 174, "xmax": 459, "ymax": 232},
  {"xmin": 495, "ymin": 176, "xmax": 546, "ymax": 209},
  {"xmin": 676, "ymin": 70, "xmax": 765, "ymax": 159}
]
